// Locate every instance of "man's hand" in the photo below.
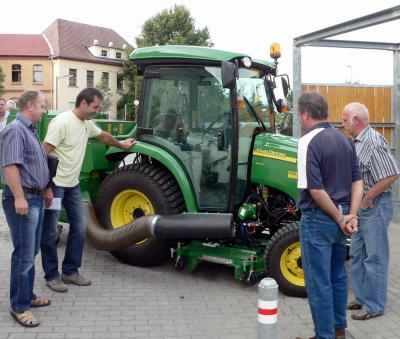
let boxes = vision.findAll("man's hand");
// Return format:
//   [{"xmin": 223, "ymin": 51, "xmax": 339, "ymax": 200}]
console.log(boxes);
[
  {"xmin": 119, "ymin": 138, "xmax": 136, "ymax": 150},
  {"xmin": 360, "ymin": 192, "xmax": 374, "ymax": 209},
  {"xmin": 344, "ymin": 214, "xmax": 358, "ymax": 234},
  {"xmin": 15, "ymin": 196, "xmax": 28, "ymax": 215},
  {"xmin": 43, "ymin": 187, "xmax": 54, "ymax": 208}
]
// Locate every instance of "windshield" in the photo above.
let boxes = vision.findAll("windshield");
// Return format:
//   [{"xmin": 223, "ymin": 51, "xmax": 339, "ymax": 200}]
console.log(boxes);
[{"xmin": 237, "ymin": 68, "xmax": 271, "ymax": 128}]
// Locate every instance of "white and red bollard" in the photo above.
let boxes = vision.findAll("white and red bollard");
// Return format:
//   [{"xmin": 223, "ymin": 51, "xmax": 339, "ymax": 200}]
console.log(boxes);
[{"xmin": 257, "ymin": 278, "xmax": 278, "ymax": 339}]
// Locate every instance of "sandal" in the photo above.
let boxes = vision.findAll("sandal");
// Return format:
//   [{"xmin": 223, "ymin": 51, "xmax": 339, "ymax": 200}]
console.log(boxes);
[
  {"xmin": 31, "ymin": 296, "xmax": 51, "ymax": 307},
  {"xmin": 10, "ymin": 309, "xmax": 39, "ymax": 327},
  {"xmin": 347, "ymin": 300, "xmax": 362, "ymax": 310},
  {"xmin": 351, "ymin": 310, "xmax": 383, "ymax": 320}
]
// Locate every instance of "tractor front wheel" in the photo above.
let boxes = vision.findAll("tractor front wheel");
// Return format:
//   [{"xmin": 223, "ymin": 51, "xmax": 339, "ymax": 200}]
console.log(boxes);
[
  {"xmin": 95, "ymin": 163, "xmax": 185, "ymax": 266},
  {"xmin": 265, "ymin": 222, "xmax": 307, "ymax": 298}
]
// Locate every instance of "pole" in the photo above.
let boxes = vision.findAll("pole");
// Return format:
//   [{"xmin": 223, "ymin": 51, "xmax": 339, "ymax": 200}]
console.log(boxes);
[
  {"xmin": 257, "ymin": 278, "xmax": 278, "ymax": 339},
  {"xmin": 56, "ymin": 76, "xmax": 59, "ymax": 111}
]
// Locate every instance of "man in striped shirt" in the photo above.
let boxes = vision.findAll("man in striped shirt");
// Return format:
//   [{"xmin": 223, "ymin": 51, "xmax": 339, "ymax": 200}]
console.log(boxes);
[
  {"xmin": 1, "ymin": 90, "xmax": 52, "ymax": 327},
  {"xmin": 342, "ymin": 102, "xmax": 400, "ymax": 321}
]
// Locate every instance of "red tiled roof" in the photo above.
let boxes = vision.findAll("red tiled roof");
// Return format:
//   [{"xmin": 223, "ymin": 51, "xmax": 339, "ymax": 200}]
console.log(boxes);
[
  {"xmin": 0, "ymin": 34, "xmax": 50, "ymax": 56},
  {"xmin": 43, "ymin": 19, "xmax": 128, "ymax": 65}
]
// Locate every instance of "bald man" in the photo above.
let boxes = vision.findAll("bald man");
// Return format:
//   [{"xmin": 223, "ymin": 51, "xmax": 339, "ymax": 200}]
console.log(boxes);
[{"xmin": 342, "ymin": 102, "xmax": 399, "ymax": 321}]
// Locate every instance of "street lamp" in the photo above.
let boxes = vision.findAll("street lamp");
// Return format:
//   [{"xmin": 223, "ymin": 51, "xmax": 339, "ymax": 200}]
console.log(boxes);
[{"xmin": 56, "ymin": 74, "xmax": 74, "ymax": 110}]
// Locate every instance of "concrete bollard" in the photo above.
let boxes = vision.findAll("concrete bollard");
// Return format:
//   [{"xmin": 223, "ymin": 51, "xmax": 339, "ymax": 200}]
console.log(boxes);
[{"xmin": 257, "ymin": 277, "xmax": 278, "ymax": 339}]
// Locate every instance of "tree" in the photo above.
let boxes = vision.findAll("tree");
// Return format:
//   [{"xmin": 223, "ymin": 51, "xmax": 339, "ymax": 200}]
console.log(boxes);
[
  {"xmin": 118, "ymin": 5, "xmax": 214, "ymax": 120},
  {"xmin": 95, "ymin": 78, "xmax": 113, "ymax": 115},
  {"xmin": 0, "ymin": 66, "xmax": 5, "ymax": 97},
  {"xmin": 135, "ymin": 5, "xmax": 213, "ymax": 48}
]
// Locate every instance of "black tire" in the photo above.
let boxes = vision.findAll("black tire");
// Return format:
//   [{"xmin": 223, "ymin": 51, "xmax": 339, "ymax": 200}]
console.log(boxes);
[
  {"xmin": 265, "ymin": 222, "xmax": 307, "ymax": 298},
  {"xmin": 95, "ymin": 163, "xmax": 185, "ymax": 266}
]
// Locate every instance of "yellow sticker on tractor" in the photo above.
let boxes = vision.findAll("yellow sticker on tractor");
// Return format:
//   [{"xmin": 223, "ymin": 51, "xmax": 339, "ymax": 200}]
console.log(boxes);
[
  {"xmin": 288, "ymin": 171, "xmax": 298, "ymax": 179},
  {"xmin": 253, "ymin": 149, "xmax": 297, "ymax": 164}
]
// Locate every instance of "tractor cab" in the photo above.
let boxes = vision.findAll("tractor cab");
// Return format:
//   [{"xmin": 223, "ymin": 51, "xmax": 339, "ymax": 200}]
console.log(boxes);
[{"xmin": 134, "ymin": 45, "xmax": 289, "ymax": 213}]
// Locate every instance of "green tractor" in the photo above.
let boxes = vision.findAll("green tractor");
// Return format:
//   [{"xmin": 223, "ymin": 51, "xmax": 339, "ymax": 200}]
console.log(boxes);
[{"xmin": 86, "ymin": 44, "xmax": 305, "ymax": 297}]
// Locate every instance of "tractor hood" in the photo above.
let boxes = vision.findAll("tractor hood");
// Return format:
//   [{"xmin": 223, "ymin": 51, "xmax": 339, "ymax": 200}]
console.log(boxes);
[{"xmin": 251, "ymin": 133, "xmax": 299, "ymax": 201}]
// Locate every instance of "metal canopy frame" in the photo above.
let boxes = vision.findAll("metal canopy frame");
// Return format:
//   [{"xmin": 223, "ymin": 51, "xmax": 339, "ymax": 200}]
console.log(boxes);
[{"xmin": 292, "ymin": 5, "xmax": 400, "ymax": 220}]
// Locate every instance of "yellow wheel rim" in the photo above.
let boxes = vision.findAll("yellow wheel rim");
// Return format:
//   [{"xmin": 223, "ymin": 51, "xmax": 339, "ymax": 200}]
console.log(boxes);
[
  {"xmin": 279, "ymin": 241, "xmax": 305, "ymax": 287},
  {"xmin": 110, "ymin": 189, "xmax": 155, "ymax": 245}
]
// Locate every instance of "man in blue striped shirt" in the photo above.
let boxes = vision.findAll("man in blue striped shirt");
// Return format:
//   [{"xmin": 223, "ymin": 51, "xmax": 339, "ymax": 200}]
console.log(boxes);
[
  {"xmin": 1, "ymin": 90, "xmax": 52, "ymax": 327},
  {"xmin": 342, "ymin": 102, "xmax": 400, "ymax": 321}
]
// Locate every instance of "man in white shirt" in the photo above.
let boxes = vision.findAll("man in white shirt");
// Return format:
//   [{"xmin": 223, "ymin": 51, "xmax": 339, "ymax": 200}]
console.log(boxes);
[{"xmin": 40, "ymin": 88, "xmax": 135, "ymax": 292}]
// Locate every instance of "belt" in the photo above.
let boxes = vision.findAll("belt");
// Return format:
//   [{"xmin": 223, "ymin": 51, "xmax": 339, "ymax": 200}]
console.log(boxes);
[
  {"xmin": 22, "ymin": 187, "xmax": 44, "ymax": 196},
  {"xmin": 4, "ymin": 186, "xmax": 44, "ymax": 196}
]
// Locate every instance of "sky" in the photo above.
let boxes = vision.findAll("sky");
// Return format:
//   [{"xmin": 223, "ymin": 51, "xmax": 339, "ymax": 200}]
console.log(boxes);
[{"xmin": 2, "ymin": 0, "xmax": 400, "ymax": 85}]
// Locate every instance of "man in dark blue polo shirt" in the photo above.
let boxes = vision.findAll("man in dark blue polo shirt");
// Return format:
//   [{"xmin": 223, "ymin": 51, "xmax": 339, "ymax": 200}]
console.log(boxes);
[
  {"xmin": 295, "ymin": 92, "xmax": 363, "ymax": 339},
  {"xmin": 1, "ymin": 90, "xmax": 52, "ymax": 327}
]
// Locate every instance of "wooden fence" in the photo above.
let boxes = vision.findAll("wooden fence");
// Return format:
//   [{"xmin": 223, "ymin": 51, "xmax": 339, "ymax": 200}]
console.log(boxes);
[{"xmin": 302, "ymin": 84, "xmax": 394, "ymax": 145}]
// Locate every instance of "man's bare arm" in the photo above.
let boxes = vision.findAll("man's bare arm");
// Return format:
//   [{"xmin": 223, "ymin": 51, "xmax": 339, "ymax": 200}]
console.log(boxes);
[
  {"xmin": 309, "ymin": 189, "xmax": 343, "ymax": 224},
  {"xmin": 361, "ymin": 174, "xmax": 400, "ymax": 209},
  {"xmin": 4, "ymin": 165, "xmax": 28, "ymax": 215}
]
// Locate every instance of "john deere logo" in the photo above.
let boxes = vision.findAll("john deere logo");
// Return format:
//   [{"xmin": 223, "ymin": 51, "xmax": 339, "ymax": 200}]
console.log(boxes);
[{"xmin": 253, "ymin": 149, "xmax": 297, "ymax": 164}]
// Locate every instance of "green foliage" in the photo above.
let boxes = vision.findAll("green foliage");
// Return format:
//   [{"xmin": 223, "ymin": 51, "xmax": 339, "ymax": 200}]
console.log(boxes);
[
  {"xmin": 118, "ymin": 5, "xmax": 214, "ymax": 121},
  {"xmin": 0, "ymin": 66, "xmax": 5, "ymax": 97},
  {"xmin": 135, "ymin": 5, "xmax": 213, "ymax": 48},
  {"xmin": 95, "ymin": 78, "xmax": 113, "ymax": 114}
]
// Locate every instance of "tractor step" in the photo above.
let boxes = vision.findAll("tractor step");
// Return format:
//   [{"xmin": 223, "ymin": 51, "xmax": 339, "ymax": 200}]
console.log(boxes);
[{"xmin": 171, "ymin": 240, "xmax": 267, "ymax": 285}]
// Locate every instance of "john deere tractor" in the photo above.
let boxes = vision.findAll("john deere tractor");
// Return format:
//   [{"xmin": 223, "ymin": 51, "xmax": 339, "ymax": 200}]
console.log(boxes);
[{"xmin": 84, "ymin": 44, "xmax": 304, "ymax": 297}]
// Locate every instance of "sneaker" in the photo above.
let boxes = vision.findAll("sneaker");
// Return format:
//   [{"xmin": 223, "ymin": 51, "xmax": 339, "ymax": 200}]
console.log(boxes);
[
  {"xmin": 61, "ymin": 273, "xmax": 91, "ymax": 286},
  {"xmin": 46, "ymin": 278, "xmax": 68, "ymax": 293}
]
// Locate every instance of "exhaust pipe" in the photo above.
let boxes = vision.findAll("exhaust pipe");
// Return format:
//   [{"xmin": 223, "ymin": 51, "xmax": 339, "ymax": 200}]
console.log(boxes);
[{"xmin": 84, "ymin": 203, "xmax": 234, "ymax": 251}]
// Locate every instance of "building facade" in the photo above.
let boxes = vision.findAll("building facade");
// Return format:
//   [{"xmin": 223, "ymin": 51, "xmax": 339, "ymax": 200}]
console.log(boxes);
[
  {"xmin": 0, "ymin": 34, "xmax": 52, "ymax": 106},
  {"xmin": 0, "ymin": 20, "xmax": 129, "ymax": 118},
  {"xmin": 43, "ymin": 19, "xmax": 128, "ymax": 117}
]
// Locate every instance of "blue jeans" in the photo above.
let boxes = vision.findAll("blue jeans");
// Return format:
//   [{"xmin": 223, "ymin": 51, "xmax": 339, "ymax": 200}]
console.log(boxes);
[
  {"xmin": 300, "ymin": 205, "xmax": 349, "ymax": 339},
  {"xmin": 350, "ymin": 193, "xmax": 393, "ymax": 313},
  {"xmin": 2, "ymin": 188, "xmax": 44, "ymax": 312},
  {"xmin": 40, "ymin": 184, "xmax": 86, "ymax": 280}
]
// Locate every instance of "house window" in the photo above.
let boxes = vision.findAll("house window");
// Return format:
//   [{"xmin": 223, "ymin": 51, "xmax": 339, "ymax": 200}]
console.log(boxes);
[
  {"xmin": 102, "ymin": 72, "xmax": 109, "ymax": 86},
  {"xmin": 117, "ymin": 73, "xmax": 123, "ymax": 90},
  {"xmin": 87, "ymin": 70, "xmax": 94, "ymax": 87},
  {"xmin": 101, "ymin": 50, "xmax": 107, "ymax": 57},
  {"xmin": 69, "ymin": 69, "xmax": 77, "ymax": 86},
  {"xmin": 116, "ymin": 52, "xmax": 122, "ymax": 59},
  {"xmin": 33, "ymin": 64, "xmax": 43, "ymax": 83},
  {"xmin": 12, "ymin": 64, "xmax": 21, "ymax": 83}
]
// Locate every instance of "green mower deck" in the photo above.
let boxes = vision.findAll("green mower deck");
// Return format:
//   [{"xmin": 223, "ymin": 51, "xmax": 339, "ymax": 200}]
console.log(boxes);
[{"xmin": 172, "ymin": 240, "xmax": 268, "ymax": 285}]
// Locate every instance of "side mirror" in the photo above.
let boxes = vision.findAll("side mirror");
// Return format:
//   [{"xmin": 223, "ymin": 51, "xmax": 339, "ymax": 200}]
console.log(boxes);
[
  {"xmin": 281, "ymin": 77, "xmax": 289, "ymax": 98},
  {"xmin": 221, "ymin": 61, "xmax": 236, "ymax": 89}
]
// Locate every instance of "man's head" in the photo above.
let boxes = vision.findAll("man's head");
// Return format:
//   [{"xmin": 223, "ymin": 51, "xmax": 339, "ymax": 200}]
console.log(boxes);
[
  {"xmin": 6, "ymin": 99, "xmax": 17, "ymax": 111},
  {"xmin": 296, "ymin": 92, "xmax": 328, "ymax": 130},
  {"xmin": 0, "ymin": 98, "xmax": 6, "ymax": 115},
  {"xmin": 342, "ymin": 102, "xmax": 369, "ymax": 137},
  {"xmin": 75, "ymin": 88, "xmax": 104, "ymax": 120},
  {"xmin": 18, "ymin": 90, "xmax": 46, "ymax": 124}
]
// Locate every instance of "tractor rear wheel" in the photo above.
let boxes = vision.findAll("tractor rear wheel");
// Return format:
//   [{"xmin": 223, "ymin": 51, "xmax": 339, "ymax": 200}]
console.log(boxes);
[
  {"xmin": 265, "ymin": 222, "xmax": 306, "ymax": 298},
  {"xmin": 95, "ymin": 163, "xmax": 185, "ymax": 266}
]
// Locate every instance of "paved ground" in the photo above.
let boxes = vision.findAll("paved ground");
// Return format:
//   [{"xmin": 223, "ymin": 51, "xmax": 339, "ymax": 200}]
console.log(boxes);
[{"xmin": 1, "ymin": 202, "xmax": 400, "ymax": 339}]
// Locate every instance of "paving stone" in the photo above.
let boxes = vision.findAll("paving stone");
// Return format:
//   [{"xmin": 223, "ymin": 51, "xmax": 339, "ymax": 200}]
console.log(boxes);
[{"xmin": 1, "ymin": 193, "xmax": 400, "ymax": 338}]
